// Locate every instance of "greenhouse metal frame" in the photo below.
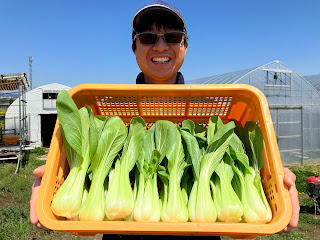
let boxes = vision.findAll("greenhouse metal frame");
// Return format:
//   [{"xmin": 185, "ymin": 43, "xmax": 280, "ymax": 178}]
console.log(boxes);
[{"xmin": 0, "ymin": 72, "xmax": 29, "ymax": 173}]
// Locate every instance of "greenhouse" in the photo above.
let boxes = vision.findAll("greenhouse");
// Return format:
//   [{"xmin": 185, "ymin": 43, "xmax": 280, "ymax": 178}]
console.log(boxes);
[
  {"xmin": 187, "ymin": 60, "xmax": 320, "ymax": 165},
  {"xmin": 304, "ymin": 74, "xmax": 320, "ymax": 92}
]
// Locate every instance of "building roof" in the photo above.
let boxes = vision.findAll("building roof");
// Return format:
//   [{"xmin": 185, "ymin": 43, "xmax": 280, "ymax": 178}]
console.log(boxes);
[
  {"xmin": 5, "ymin": 83, "xmax": 71, "ymax": 116},
  {"xmin": 186, "ymin": 60, "xmax": 297, "ymax": 85},
  {"xmin": 186, "ymin": 60, "xmax": 320, "ymax": 107},
  {"xmin": 187, "ymin": 67, "xmax": 256, "ymax": 84}
]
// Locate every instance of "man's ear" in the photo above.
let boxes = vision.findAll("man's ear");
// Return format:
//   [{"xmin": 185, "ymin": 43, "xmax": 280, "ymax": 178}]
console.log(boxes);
[
  {"xmin": 183, "ymin": 42, "xmax": 188, "ymax": 54},
  {"xmin": 184, "ymin": 40, "xmax": 188, "ymax": 49},
  {"xmin": 132, "ymin": 42, "xmax": 137, "ymax": 53}
]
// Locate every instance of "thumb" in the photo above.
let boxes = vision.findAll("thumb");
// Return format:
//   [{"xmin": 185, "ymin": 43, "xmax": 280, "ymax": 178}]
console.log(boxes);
[{"xmin": 33, "ymin": 165, "xmax": 45, "ymax": 178}]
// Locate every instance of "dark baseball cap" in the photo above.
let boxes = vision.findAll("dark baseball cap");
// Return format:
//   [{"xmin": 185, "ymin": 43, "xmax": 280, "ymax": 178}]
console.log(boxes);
[{"xmin": 132, "ymin": 0, "xmax": 186, "ymax": 31}]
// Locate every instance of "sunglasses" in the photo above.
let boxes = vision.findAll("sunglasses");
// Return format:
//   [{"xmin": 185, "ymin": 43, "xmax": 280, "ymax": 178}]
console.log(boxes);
[{"xmin": 134, "ymin": 31, "xmax": 186, "ymax": 45}]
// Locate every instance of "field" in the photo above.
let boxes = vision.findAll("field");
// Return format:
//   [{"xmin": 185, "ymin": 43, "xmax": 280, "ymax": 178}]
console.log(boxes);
[{"xmin": 0, "ymin": 148, "xmax": 320, "ymax": 240}]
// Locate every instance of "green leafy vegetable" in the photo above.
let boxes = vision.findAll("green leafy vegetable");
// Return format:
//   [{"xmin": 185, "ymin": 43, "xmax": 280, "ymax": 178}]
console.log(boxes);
[
  {"xmin": 79, "ymin": 116, "xmax": 127, "ymax": 221},
  {"xmin": 105, "ymin": 117, "xmax": 146, "ymax": 220},
  {"xmin": 51, "ymin": 91, "xmax": 93, "ymax": 219},
  {"xmin": 188, "ymin": 116, "xmax": 235, "ymax": 222},
  {"xmin": 156, "ymin": 120, "xmax": 188, "ymax": 222},
  {"xmin": 133, "ymin": 125, "xmax": 162, "ymax": 222},
  {"xmin": 232, "ymin": 121, "xmax": 272, "ymax": 223},
  {"xmin": 213, "ymin": 153, "xmax": 243, "ymax": 222}
]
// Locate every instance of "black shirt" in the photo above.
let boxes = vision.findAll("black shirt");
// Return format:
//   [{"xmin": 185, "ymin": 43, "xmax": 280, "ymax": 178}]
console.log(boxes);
[
  {"xmin": 102, "ymin": 73, "xmax": 220, "ymax": 240},
  {"xmin": 103, "ymin": 235, "xmax": 221, "ymax": 240},
  {"xmin": 136, "ymin": 72, "xmax": 185, "ymax": 84}
]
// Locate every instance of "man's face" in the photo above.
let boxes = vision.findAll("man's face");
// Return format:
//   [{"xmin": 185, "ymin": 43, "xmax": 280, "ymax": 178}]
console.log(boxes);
[{"xmin": 133, "ymin": 23, "xmax": 188, "ymax": 84}]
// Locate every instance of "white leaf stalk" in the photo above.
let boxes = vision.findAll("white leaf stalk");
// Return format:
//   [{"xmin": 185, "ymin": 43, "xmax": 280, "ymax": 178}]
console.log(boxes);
[
  {"xmin": 233, "ymin": 121, "xmax": 272, "ymax": 224},
  {"xmin": 188, "ymin": 116, "xmax": 235, "ymax": 223},
  {"xmin": 134, "ymin": 172, "xmax": 161, "ymax": 222},
  {"xmin": 105, "ymin": 117, "xmax": 146, "ymax": 220},
  {"xmin": 125, "ymin": 169, "xmax": 138, "ymax": 221},
  {"xmin": 213, "ymin": 154, "xmax": 243, "ymax": 223},
  {"xmin": 233, "ymin": 163, "xmax": 272, "ymax": 223},
  {"xmin": 161, "ymin": 127, "xmax": 188, "ymax": 222},
  {"xmin": 134, "ymin": 125, "xmax": 161, "ymax": 222}
]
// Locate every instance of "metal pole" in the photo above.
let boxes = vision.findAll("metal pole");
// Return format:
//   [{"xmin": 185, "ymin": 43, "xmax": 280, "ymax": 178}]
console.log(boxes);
[
  {"xmin": 23, "ymin": 86, "xmax": 27, "ymax": 146},
  {"xmin": 301, "ymin": 106, "xmax": 304, "ymax": 165},
  {"xmin": 29, "ymin": 56, "xmax": 33, "ymax": 90},
  {"xmin": 15, "ymin": 80, "xmax": 22, "ymax": 174},
  {"xmin": 276, "ymin": 109, "xmax": 279, "ymax": 143}
]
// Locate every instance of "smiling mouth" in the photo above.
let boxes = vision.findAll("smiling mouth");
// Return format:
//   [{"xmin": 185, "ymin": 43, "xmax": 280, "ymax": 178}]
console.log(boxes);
[{"xmin": 151, "ymin": 57, "xmax": 171, "ymax": 63}]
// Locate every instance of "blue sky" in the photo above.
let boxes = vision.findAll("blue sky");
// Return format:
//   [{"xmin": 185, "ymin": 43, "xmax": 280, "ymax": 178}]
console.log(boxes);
[{"xmin": 1, "ymin": 0, "xmax": 319, "ymax": 88}]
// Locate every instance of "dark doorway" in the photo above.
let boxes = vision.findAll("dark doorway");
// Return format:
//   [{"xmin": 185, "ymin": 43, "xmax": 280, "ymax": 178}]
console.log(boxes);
[{"xmin": 40, "ymin": 114, "xmax": 57, "ymax": 147}]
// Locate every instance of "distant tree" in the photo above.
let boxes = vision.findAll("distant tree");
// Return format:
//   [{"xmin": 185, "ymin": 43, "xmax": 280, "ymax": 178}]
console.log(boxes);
[{"xmin": 9, "ymin": 97, "xmax": 14, "ymax": 105}]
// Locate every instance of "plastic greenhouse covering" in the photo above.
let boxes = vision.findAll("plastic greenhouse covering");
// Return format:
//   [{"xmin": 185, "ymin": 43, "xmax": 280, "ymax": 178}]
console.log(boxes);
[
  {"xmin": 304, "ymin": 74, "xmax": 320, "ymax": 92},
  {"xmin": 187, "ymin": 61, "xmax": 320, "ymax": 165}
]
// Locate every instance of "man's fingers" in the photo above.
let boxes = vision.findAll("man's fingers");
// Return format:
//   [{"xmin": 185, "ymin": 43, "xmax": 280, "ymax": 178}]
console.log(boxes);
[
  {"xmin": 33, "ymin": 165, "xmax": 45, "ymax": 178},
  {"xmin": 288, "ymin": 182, "xmax": 300, "ymax": 228},
  {"xmin": 30, "ymin": 165, "xmax": 45, "ymax": 228},
  {"xmin": 30, "ymin": 198, "xmax": 38, "ymax": 225},
  {"xmin": 30, "ymin": 176, "xmax": 49, "ymax": 230},
  {"xmin": 283, "ymin": 167, "xmax": 296, "ymax": 184},
  {"xmin": 283, "ymin": 167, "xmax": 300, "ymax": 229},
  {"xmin": 30, "ymin": 177, "xmax": 41, "ymax": 224}
]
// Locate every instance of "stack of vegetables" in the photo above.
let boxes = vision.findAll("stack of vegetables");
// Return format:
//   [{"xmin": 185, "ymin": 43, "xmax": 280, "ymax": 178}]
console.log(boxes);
[{"xmin": 51, "ymin": 90, "xmax": 272, "ymax": 223}]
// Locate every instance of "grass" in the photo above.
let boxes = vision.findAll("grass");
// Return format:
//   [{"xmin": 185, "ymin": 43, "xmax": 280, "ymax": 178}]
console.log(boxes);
[
  {"xmin": 1, "ymin": 148, "xmax": 320, "ymax": 239},
  {"xmin": 0, "ymin": 147, "xmax": 80, "ymax": 240},
  {"xmin": 289, "ymin": 164, "xmax": 320, "ymax": 193}
]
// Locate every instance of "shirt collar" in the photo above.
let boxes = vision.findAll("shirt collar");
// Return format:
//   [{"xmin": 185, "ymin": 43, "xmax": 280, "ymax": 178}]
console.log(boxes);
[{"xmin": 136, "ymin": 72, "xmax": 185, "ymax": 84}]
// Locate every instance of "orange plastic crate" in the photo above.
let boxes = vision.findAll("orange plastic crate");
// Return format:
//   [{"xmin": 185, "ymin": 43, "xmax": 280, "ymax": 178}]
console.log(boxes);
[{"xmin": 37, "ymin": 84, "xmax": 292, "ymax": 238}]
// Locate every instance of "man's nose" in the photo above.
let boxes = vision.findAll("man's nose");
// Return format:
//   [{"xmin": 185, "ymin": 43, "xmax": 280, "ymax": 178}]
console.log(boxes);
[{"xmin": 153, "ymin": 36, "xmax": 169, "ymax": 52}]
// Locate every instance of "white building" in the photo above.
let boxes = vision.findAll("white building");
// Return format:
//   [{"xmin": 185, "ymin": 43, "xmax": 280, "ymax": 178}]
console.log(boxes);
[{"xmin": 5, "ymin": 83, "xmax": 71, "ymax": 147}]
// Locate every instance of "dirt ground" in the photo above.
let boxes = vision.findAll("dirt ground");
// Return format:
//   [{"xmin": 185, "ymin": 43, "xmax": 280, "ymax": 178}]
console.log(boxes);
[{"xmin": 81, "ymin": 234, "xmax": 103, "ymax": 240}]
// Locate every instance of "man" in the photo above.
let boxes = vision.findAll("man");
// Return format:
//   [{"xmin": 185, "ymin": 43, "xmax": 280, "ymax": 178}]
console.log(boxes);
[
  {"xmin": 132, "ymin": 0, "xmax": 188, "ymax": 85},
  {"xmin": 30, "ymin": 1, "xmax": 299, "ymax": 239}
]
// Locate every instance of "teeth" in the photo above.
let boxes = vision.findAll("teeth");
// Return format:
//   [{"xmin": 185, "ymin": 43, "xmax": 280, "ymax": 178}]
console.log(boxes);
[{"xmin": 152, "ymin": 57, "xmax": 170, "ymax": 63}]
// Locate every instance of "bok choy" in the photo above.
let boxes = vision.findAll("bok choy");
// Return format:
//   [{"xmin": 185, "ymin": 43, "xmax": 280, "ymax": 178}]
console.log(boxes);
[
  {"xmin": 212, "ymin": 152, "xmax": 243, "ymax": 222},
  {"xmin": 188, "ymin": 116, "xmax": 235, "ymax": 222},
  {"xmin": 79, "ymin": 116, "xmax": 127, "ymax": 221},
  {"xmin": 133, "ymin": 125, "xmax": 162, "ymax": 222},
  {"xmin": 231, "ymin": 121, "xmax": 272, "ymax": 223},
  {"xmin": 51, "ymin": 91, "xmax": 94, "ymax": 219},
  {"xmin": 105, "ymin": 117, "xmax": 146, "ymax": 220},
  {"xmin": 157, "ymin": 121, "xmax": 189, "ymax": 222}
]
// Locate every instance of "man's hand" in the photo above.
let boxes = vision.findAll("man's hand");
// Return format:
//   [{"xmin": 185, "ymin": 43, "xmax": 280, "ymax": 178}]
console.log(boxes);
[
  {"xmin": 278, "ymin": 167, "xmax": 300, "ymax": 233},
  {"xmin": 30, "ymin": 165, "xmax": 48, "ymax": 230}
]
